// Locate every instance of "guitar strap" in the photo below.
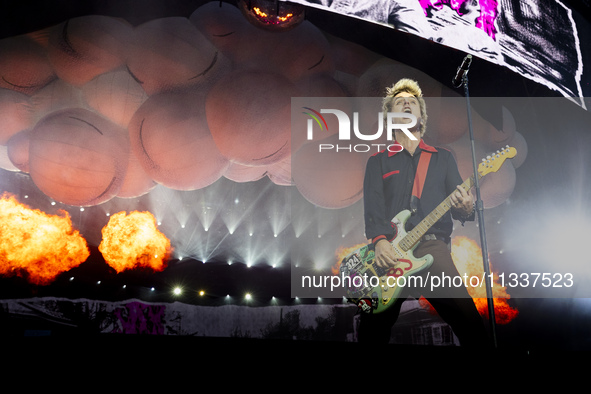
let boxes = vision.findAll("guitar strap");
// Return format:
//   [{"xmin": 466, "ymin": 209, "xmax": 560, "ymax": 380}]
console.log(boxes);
[{"xmin": 410, "ymin": 151, "xmax": 432, "ymax": 215}]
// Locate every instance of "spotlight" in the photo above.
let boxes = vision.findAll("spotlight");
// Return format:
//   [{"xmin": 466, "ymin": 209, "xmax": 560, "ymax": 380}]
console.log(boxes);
[
  {"xmin": 199, "ymin": 290, "xmax": 205, "ymax": 296},
  {"xmin": 173, "ymin": 287, "xmax": 182, "ymax": 295},
  {"xmin": 245, "ymin": 293, "xmax": 252, "ymax": 300},
  {"xmin": 238, "ymin": 0, "xmax": 305, "ymax": 31}
]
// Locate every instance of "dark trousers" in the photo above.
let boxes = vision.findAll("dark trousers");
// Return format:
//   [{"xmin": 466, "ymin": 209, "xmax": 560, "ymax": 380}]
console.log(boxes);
[{"xmin": 357, "ymin": 240, "xmax": 489, "ymax": 347}]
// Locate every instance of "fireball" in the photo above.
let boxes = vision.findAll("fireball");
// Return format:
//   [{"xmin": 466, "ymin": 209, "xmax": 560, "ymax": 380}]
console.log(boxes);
[
  {"xmin": 0, "ymin": 193, "xmax": 90, "ymax": 285},
  {"xmin": 99, "ymin": 211, "xmax": 172, "ymax": 273},
  {"xmin": 450, "ymin": 236, "xmax": 519, "ymax": 324}
]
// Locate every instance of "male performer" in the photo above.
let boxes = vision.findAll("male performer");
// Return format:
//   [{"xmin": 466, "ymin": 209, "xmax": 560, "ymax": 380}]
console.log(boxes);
[{"xmin": 359, "ymin": 78, "xmax": 488, "ymax": 346}]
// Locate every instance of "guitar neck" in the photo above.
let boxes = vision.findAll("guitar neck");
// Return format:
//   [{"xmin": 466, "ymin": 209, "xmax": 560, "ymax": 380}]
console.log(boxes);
[{"xmin": 398, "ymin": 174, "xmax": 479, "ymax": 252}]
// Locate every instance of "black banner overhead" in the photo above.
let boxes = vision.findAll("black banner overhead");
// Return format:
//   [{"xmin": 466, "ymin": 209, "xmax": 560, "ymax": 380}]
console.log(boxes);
[{"xmin": 285, "ymin": 0, "xmax": 589, "ymax": 108}]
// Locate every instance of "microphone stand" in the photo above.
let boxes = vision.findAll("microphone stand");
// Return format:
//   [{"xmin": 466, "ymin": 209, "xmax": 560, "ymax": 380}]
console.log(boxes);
[{"xmin": 459, "ymin": 70, "xmax": 498, "ymax": 349}]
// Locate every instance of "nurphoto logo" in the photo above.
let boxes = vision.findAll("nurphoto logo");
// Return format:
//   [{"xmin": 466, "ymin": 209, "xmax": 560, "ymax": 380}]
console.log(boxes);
[{"xmin": 302, "ymin": 107, "xmax": 417, "ymax": 153}]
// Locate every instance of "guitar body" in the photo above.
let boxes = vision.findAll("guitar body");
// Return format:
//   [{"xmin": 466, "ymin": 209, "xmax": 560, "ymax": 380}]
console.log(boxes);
[{"xmin": 340, "ymin": 210, "xmax": 433, "ymax": 314}]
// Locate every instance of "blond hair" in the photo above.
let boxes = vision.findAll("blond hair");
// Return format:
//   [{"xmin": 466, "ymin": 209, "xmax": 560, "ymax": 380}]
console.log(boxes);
[{"xmin": 382, "ymin": 78, "xmax": 428, "ymax": 136}]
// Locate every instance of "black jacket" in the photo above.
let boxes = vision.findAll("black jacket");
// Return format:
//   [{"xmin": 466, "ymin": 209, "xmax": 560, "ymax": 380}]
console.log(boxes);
[{"xmin": 363, "ymin": 139, "xmax": 474, "ymax": 244}]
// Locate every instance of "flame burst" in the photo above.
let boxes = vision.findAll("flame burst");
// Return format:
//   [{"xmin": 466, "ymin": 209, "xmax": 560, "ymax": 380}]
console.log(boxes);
[
  {"xmin": 0, "ymin": 193, "xmax": 90, "ymax": 285},
  {"xmin": 99, "ymin": 211, "xmax": 172, "ymax": 273},
  {"xmin": 449, "ymin": 236, "xmax": 518, "ymax": 324}
]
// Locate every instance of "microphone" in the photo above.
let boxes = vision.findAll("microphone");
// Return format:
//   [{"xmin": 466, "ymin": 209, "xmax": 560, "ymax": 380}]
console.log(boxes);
[{"xmin": 452, "ymin": 54, "xmax": 472, "ymax": 88}]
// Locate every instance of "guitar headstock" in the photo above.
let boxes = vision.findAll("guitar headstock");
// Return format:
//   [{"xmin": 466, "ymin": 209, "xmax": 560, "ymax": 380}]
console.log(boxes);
[{"xmin": 478, "ymin": 146, "xmax": 517, "ymax": 177}]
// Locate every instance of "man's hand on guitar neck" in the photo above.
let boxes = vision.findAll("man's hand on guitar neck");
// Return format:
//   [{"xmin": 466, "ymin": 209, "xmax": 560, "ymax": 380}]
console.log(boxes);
[
  {"xmin": 374, "ymin": 239, "xmax": 399, "ymax": 268},
  {"xmin": 450, "ymin": 185, "xmax": 474, "ymax": 216}
]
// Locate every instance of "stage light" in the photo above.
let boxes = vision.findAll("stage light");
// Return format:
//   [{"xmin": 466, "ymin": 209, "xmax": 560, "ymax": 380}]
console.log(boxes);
[
  {"xmin": 80, "ymin": 207, "xmax": 84, "ymax": 212},
  {"xmin": 199, "ymin": 290, "xmax": 205, "ymax": 296},
  {"xmin": 97, "ymin": 281, "xmax": 101, "ymax": 285},
  {"xmin": 173, "ymin": 287, "xmax": 182, "ymax": 295},
  {"xmin": 237, "ymin": 0, "xmax": 305, "ymax": 32},
  {"xmin": 69, "ymin": 277, "xmax": 74, "ymax": 281},
  {"xmin": 151, "ymin": 287, "xmax": 155, "ymax": 291},
  {"xmin": 245, "ymin": 293, "xmax": 252, "ymax": 300},
  {"xmin": 51, "ymin": 201, "xmax": 56, "ymax": 206}
]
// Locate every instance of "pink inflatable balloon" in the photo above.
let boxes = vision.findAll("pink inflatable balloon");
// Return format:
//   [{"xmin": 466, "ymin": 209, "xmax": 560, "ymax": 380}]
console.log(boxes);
[
  {"xmin": 266, "ymin": 156, "xmax": 293, "ymax": 186},
  {"xmin": 479, "ymin": 159, "xmax": 516, "ymax": 209},
  {"xmin": 47, "ymin": 16, "xmax": 133, "ymax": 86},
  {"xmin": 29, "ymin": 108, "xmax": 129, "ymax": 206},
  {"xmin": 6, "ymin": 128, "xmax": 32, "ymax": 173},
  {"xmin": 189, "ymin": 2, "xmax": 261, "ymax": 65},
  {"xmin": 129, "ymin": 89, "xmax": 229, "ymax": 191},
  {"xmin": 485, "ymin": 105, "xmax": 516, "ymax": 146},
  {"xmin": 292, "ymin": 134, "xmax": 367, "ymax": 209},
  {"xmin": 127, "ymin": 17, "xmax": 231, "ymax": 95},
  {"xmin": 117, "ymin": 150, "xmax": 156, "ymax": 199},
  {"xmin": 224, "ymin": 161, "xmax": 268, "ymax": 183},
  {"xmin": 0, "ymin": 35, "xmax": 56, "ymax": 94},
  {"xmin": 445, "ymin": 134, "xmax": 486, "ymax": 181},
  {"xmin": 261, "ymin": 21, "xmax": 336, "ymax": 82},
  {"xmin": 0, "ymin": 88, "xmax": 33, "ymax": 145},
  {"xmin": 329, "ymin": 35, "xmax": 380, "ymax": 77},
  {"xmin": 29, "ymin": 79, "xmax": 85, "ymax": 123},
  {"xmin": 206, "ymin": 70, "xmax": 297, "ymax": 166},
  {"xmin": 0, "ymin": 145, "xmax": 19, "ymax": 172},
  {"xmin": 82, "ymin": 70, "xmax": 148, "ymax": 127}
]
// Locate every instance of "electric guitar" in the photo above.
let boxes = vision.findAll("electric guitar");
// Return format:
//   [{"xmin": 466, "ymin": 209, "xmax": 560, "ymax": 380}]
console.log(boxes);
[{"xmin": 340, "ymin": 146, "xmax": 517, "ymax": 314}]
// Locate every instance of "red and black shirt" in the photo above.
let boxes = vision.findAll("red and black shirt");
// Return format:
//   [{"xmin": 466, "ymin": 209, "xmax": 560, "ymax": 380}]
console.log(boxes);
[{"xmin": 363, "ymin": 139, "xmax": 473, "ymax": 245}]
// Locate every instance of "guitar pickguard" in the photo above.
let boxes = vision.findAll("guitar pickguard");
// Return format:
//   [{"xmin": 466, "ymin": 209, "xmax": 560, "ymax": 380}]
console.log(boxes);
[{"xmin": 340, "ymin": 210, "xmax": 433, "ymax": 314}]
